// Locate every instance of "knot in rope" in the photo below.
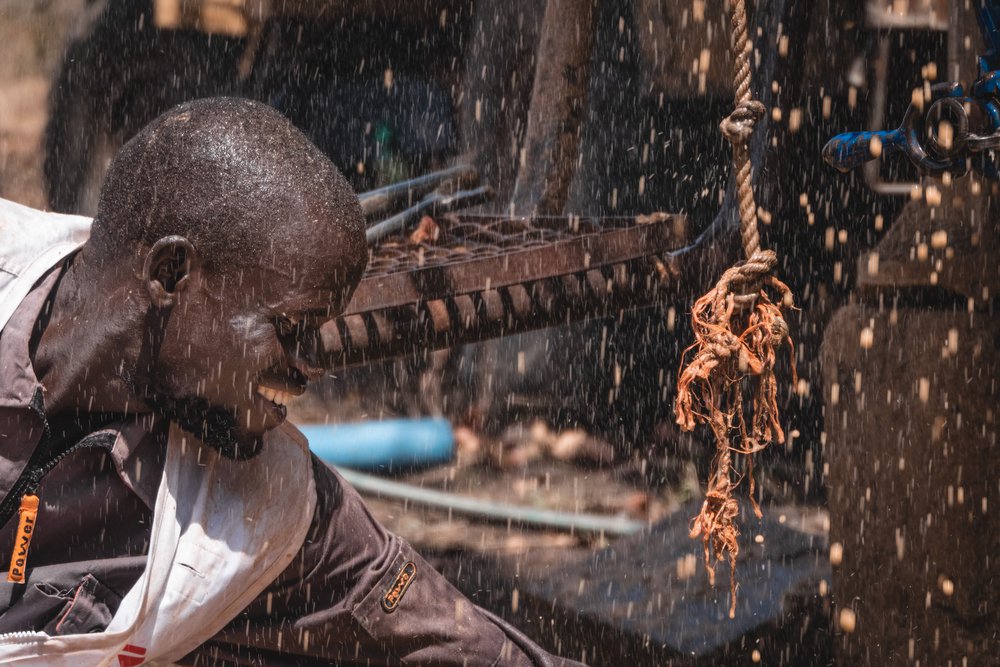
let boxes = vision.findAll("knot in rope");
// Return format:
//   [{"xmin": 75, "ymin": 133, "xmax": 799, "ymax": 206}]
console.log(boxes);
[
  {"xmin": 724, "ymin": 248, "xmax": 776, "ymax": 310},
  {"xmin": 768, "ymin": 314, "xmax": 789, "ymax": 346},
  {"xmin": 719, "ymin": 100, "xmax": 766, "ymax": 147}
]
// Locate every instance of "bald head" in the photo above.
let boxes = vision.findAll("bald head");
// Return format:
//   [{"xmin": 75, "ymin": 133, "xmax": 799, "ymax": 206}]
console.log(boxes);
[
  {"xmin": 45, "ymin": 98, "xmax": 370, "ymax": 457},
  {"xmin": 88, "ymin": 97, "xmax": 366, "ymax": 284}
]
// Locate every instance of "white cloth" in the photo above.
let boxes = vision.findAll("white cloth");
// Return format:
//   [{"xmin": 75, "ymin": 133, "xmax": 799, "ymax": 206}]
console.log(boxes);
[
  {"xmin": 0, "ymin": 198, "xmax": 317, "ymax": 665},
  {"xmin": 0, "ymin": 198, "xmax": 90, "ymax": 334},
  {"xmin": 0, "ymin": 424, "xmax": 316, "ymax": 666}
]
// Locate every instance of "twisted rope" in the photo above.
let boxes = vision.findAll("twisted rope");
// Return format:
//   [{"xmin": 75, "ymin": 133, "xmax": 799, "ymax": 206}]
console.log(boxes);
[
  {"xmin": 721, "ymin": 0, "xmax": 764, "ymax": 260},
  {"xmin": 674, "ymin": 0, "xmax": 797, "ymax": 620}
]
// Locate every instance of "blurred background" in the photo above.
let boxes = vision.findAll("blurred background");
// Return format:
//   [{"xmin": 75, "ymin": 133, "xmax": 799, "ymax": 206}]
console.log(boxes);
[
  {"xmin": 2, "ymin": 0, "xmax": 996, "ymax": 665},
  {"xmin": 0, "ymin": 0, "xmax": 888, "ymax": 493}
]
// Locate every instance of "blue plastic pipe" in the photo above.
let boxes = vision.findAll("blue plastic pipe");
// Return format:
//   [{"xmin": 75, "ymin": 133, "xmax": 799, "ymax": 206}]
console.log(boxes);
[{"xmin": 297, "ymin": 418, "xmax": 455, "ymax": 471}]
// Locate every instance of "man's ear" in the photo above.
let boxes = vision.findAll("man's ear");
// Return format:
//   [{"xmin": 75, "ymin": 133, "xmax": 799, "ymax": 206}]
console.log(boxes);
[{"xmin": 143, "ymin": 236, "xmax": 198, "ymax": 308}]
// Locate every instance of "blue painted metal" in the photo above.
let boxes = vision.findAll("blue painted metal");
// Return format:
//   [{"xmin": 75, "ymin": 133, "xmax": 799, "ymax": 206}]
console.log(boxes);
[
  {"xmin": 298, "ymin": 418, "xmax": 455, "ymax": 471},
  {"xmin": 822, "ymin": 129, "xmax": 906, "ymax": 173},
  {"xmin": 976, "ymin": 1, "xmax": 1000, "ymax": 74},
  {"xmin": 824, "ymin": 2, "xmax": 1000, "ymax": 178}
]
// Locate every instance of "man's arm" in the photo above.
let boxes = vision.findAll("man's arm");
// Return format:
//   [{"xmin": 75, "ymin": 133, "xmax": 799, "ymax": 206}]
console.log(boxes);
[{"xmin": 184, "ymin": 457, "xmax": 585, "ymax": 666}]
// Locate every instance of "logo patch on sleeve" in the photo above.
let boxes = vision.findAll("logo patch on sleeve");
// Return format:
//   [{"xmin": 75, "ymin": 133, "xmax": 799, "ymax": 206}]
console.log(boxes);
[{"xmin": 381, "ymin": 561, "xmax": 417, "ymax": 613}]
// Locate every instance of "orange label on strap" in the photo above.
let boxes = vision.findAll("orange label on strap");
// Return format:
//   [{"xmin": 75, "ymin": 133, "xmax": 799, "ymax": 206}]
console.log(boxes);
[{"xmin": 7, "ymin": 494, "xmax": 39, "ymax": 584}]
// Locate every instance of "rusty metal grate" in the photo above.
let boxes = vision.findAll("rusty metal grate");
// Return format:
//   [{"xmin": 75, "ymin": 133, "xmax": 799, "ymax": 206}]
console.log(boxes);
[
  {"xmin": 365, "ymin": 218, "xmax": 604, "ymax": 275},
  {"xmin": 322, "ymin": 213, "xmax": 688, "ymax": 368}
]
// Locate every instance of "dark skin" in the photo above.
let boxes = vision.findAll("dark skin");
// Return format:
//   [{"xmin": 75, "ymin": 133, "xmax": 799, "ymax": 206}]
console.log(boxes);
[
  {"xmin": 27, "ymin": 97, "xmax": 367, "ymax": 459},
  {"xmin": 31, "ymin": 201, "xmax": 360, "ymax": 456}
]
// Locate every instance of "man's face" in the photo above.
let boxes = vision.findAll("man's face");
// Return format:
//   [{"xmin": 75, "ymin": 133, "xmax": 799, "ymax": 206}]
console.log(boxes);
[{"xmin": 147, "ymin": 235, "xmax": 360, "ymax": 458}]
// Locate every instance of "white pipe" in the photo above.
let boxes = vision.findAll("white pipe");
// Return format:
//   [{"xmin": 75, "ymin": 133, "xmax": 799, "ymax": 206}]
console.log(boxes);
[{"xmin": 336, "ymin": 468, "xmax": 646, "ymax": 536}]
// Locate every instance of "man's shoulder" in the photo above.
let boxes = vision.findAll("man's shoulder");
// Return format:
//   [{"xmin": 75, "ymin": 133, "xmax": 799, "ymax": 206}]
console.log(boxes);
[
  {"xmin": 0, "ymin": 198, "xmax": 92, "ymax": 271},
  {"xmin": 0, "ymin": 198, "xmax": 92, "ymax": 333}
]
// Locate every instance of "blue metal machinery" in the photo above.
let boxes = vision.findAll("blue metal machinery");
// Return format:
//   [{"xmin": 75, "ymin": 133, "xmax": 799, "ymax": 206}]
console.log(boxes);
[{"xmin": 824, "ymin": 1, "xmax": 1000, "ymax": 177}]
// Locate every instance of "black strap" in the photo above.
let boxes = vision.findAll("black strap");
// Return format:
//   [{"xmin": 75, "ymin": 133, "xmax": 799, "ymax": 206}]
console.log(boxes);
[
  {"xmin": 0, "ymin": 388, "xmax": 118, "ymax": 529},
  {"xmin": 1, "ymin": 297, "xmax": 167, "ymax": 530}
]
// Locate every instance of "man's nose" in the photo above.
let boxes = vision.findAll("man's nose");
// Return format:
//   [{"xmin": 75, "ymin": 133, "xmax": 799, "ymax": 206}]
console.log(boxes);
[{"xmin": 284, "ymin": 332, "xmax": 325, "ymax": 382}]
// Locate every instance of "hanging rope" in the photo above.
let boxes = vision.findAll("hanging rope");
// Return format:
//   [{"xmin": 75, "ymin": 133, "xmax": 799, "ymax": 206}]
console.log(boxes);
[
  {"xmin": 674, "ymin": 0, "xmax": 796, "ymax": 620},
  {"xmin": 721, "ymin": 0, "xmax": 765, "ymax": 261}
]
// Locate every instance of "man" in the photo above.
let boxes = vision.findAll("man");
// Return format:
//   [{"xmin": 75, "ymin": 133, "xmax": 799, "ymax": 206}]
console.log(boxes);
[{"xmin": 0, "ymin": 97, "xmax": 581, "ymax": 665}]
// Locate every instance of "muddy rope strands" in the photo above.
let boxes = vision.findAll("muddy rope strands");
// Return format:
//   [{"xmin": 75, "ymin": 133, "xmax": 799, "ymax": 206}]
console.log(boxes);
[{"xmin": 673, "ymin": 0, "xmax": 796, "ymax": 619}]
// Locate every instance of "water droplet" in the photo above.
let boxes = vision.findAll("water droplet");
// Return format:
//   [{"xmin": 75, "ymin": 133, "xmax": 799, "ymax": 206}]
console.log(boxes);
[
  {"xmin": 830, "ymin": 541, "xmax": 843, "ymax": 565},
  {"xmin": 838, "ymin": 608, "xmax": 857, "ymax": 633}
]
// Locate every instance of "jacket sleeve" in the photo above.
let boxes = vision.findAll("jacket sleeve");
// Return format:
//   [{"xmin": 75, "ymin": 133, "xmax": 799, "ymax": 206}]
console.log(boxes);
[{"xmin": 182, "ymin": 456, "xmax": 586, "ymax": 666}]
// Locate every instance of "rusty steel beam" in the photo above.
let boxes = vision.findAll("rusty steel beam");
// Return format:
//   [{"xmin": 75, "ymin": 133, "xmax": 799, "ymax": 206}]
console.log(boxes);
[{"xmin": 321, "ymin": 212, "xmax": 696, "ymax": 369}]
